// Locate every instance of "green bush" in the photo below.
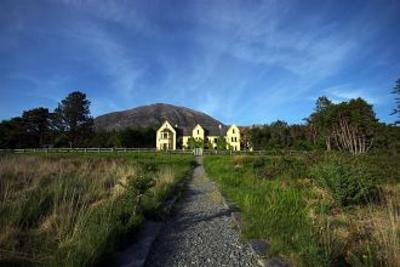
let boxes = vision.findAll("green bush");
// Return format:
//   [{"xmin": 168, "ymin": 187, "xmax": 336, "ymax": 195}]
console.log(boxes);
[
  {"xmin": 249, "ymin": 156, "xmax": 308, "ymax": 180},
  {"xmin": 310, "ymin": 159, "xmax": 379, "ymax": 206}
]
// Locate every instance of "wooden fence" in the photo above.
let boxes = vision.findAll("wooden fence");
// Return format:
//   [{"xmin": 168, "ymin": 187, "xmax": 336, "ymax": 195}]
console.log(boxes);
[
  {"xmin": 0, "ymin": 148, "xmax": 189, "ymax": 154},
  {"xmin": 0, "ymin": 147, "xmax": 309, "ymax": 156}
]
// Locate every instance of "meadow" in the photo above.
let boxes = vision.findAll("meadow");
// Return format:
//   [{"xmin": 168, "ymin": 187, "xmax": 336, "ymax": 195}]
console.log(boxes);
[
  {"xmin": 204, "ymin": 152, "xmax": 400, "ymax": 267},
  {"xmin": 0, "ymin": 152, "xmax": 195, "ymax": 266}
]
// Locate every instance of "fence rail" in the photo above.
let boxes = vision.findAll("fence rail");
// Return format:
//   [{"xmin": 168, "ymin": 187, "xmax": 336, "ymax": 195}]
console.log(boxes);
[
  {"xmin": 0, "ymin": 147, "xmax": 310, "ymax": 156},
  {"xmin": 0, "ymin": 148, "xmax": 188, "ymax": 154}
]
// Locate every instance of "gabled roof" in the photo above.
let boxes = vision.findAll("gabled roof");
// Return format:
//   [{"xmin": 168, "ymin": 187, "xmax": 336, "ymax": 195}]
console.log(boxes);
[
  {"xmin": 181, "ymin": 124, "xmax": 228, "ymax": 136},
  {"xmin": 158, "ymin": 120, "xmax": 176, "ymax": 133},
  {"xmin": 158, "ymin": 120, "xmax": 231, "ymax": 136}
]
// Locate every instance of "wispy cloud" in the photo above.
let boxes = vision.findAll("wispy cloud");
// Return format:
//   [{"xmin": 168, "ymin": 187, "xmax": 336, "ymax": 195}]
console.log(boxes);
[
  {"xmin": 1, "ymin": 0, "xmax": 399, "ymax": 123},
  {"xmin": 323, "ymin": 85, "xmax": 386, "ymax": 105}
]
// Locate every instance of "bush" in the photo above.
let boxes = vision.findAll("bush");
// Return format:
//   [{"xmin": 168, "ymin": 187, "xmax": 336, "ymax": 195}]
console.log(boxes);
[
  {"xmin": 310, "ymin": 159, "xmax": 379, "ymax": 206},
  {"xmin": 249, "ymin": 156, "xmax": 308, "ymax": 180}
]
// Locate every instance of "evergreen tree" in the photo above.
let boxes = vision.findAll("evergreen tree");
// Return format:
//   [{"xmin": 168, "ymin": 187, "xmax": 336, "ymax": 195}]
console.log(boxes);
[
  {"xmin": 392, "ymin": 79, "xmax": 400, "ymax": 124},
  {"xmin": 54, "ymin": 91, "xmax": 93, "ymax": 147},
  {"xmin": 22, "ymin": 107, "xmax": 52, "ymax": 147}
]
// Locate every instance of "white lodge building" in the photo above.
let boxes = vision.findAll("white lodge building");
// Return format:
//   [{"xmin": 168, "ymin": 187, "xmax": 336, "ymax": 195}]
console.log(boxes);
[{"xmin": 156, "ymin": 120, "xmax": 241, "ymax": 151}]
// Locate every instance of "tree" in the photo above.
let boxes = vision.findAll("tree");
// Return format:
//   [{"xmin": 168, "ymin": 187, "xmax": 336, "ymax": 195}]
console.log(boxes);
[
  {"xmin": 328, "ymin": 98, "xmax": 378, "ymax": 154},
  {"xmin": 206, "ymin": 138, "xmax": 214, "ymax": 150},
  {"xmin": 289, "ymin": 124, "xmax": 313, "ymax": 150},
  {"xmin": 240, "ymin": 127, "xmax": 251, "ymax": 150},
  {"xmin": 54, "ymin": 91, "xmax": 94, "ymax": 147},
  {"xmin": 216, "ymin": 136, "xmax": 229, "ymax": 151},
  {"xmin": 306, "ymin": 96, "xmax": 378, "ymax": 154},
  {"xmin": 22, "ymin": 107, "xmax": 52, "ymax": 147},
  {"xmin": 373, "ymin": 123, "xmax": 400, "ymax": 154},
  {"xmin": 269, "ymin": 120, "xmax": 291, "ymax": 149},
  {"xmin": 391, "ymin": 79, "xmax": 400, "ymax": 124},
  {"xmin": 307, "ymin": 96, "xmax": 333, "ymax": 151},
  {"xmin": 0, "ymin": 117, "xmax": 28, "ymax": 148},
  {"xmin": 187, "ymin": 137, "xmax": 204, "ymax": 149}
]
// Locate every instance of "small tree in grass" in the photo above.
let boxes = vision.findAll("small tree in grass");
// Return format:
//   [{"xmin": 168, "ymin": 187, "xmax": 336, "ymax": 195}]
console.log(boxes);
[
  {"xmin": 188, "ymin": 137, "xmax": 204, "ymax": 149},
  {"xmin": 216, "ymin": 136, "xmax": 229, "ymax": 151}
]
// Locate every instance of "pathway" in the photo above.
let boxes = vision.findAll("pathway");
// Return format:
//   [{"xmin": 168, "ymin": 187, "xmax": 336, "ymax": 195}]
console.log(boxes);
[{"xmin": 145, "ymin": 157, "xmax": 257, "ymax": 267}]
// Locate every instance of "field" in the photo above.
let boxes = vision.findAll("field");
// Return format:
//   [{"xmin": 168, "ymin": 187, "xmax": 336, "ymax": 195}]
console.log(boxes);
[
  {"xmin": 1, "ymin": 151, "xmax": 399, "ymax": 267},
  {"xmin": 204, "ymin": 152, "xmax": 400, "ymax": 267},
  {"xmin": 0, "ymin": 152, "xmax": 195, "ymax": 266}
]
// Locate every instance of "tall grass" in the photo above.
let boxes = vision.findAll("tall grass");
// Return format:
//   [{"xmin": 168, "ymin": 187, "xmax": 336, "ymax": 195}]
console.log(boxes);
[
  {"xmin": 204, "ymin": 156, "xmax": 326, "ymax": 266},
  {"xmin": 374, "ymin": 190, "xmax": 400, "ymax": 267},
  {"xmin": 204, "ymin": 153, "xmax": 400, "ymax": 266},
  {"xmin": 0, "ymin": 153, "xmax": 194, "ymax": 266}
]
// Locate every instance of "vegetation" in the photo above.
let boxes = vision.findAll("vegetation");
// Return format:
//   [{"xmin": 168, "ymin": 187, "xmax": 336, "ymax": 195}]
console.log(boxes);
[
  {"xmin": 1, "ymin": 79, "xmax": 400, "ymax": 153},
  {"xmin": 0, "ymin": 153, "xmax": 194, "ymax": 266},
  {"xmin": 392, "ymin": 79, "xmax": 400, "ymax": 125},
  {"xmin": 187, "ymin": 137, "xmax": 204, "ymax": 149},
  {"xmin": 53, "ymin": 91, "xmax": 94, "ymax": 147},
  {"xmin": 0, "ymin": 91, "xmax": 157, "ymax": 149},
  {"xmin": 88, "ymin": 128, "xmax": 156, "ymax": 148},
  {"xmin": 204, "ymin": 153, "xmax": 400, "ymax": 266},
  {"xmin": 246, "ymin": 96, "xmax": 400, "ymax": 154},
  {"xmin": 0, "ymin": 80, "xmax": 399, "ymax": 267}
]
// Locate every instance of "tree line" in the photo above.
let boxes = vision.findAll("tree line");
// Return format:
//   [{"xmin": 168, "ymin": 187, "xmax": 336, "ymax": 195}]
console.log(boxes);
[
  {"xmin": 1, "ymin": 79, "xmax": 399, "ymax": 153},
  {"xmin": 246, "ymin": 79, "xmax": 400, "ymax": 154},
  {"xmin": 0, "ymin": 91, "xmax": 155, "ymax": 148}
]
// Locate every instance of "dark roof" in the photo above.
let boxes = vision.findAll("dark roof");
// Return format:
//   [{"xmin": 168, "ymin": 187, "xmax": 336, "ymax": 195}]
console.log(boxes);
[{"xmin": 179, "ymin": 124, "xmax": 228, "ymax": 136}]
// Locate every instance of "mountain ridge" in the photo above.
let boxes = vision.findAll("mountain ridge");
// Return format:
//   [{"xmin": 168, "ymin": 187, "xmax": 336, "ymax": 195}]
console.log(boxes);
[{"xmin": 94, "ymin": 103, "xmax": 225, "ymax": 131}]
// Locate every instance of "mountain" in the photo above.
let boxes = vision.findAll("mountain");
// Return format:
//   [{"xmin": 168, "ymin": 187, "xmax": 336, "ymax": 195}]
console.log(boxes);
[{"xmin": 94, "ymin": 103, "xmax": 225, "ymax": 131}]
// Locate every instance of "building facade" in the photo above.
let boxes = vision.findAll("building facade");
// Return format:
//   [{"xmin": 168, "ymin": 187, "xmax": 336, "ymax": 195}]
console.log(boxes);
[
  {"xmin": 156, "ymin": 120, "xmax": 241, "ymax": 151},
  {"xmin": 156, "ymin": 121, "xmax": 176, "ymax": 150}
]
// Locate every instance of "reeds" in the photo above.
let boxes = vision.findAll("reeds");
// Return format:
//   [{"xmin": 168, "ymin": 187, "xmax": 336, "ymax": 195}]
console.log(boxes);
[
  {"xmin": 204, "ymin": 153, "xmax": 400, "ymax": 267},
  {"xmin": 0, "ymin": 153, "xmax": 193, "ymax": 266}
]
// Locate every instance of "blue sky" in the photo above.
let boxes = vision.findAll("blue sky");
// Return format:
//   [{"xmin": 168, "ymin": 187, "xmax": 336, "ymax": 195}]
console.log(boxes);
[{"xmin": 1, "ymin": 0, "xmax": 399, "ymax": 125}]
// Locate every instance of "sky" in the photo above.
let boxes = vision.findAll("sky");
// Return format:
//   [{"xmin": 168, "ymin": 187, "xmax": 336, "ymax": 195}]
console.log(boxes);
[{"xmin": 1, "ymin": 0, "xmax": 399, "ymax": 125}]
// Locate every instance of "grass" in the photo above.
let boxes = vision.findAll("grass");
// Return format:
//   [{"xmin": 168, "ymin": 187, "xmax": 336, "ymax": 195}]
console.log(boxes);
[
  {"xmin": 0, "ymin": 152, "xmax": 195, "ymax": 266},
  {"xmin": 204, "ymin": 152, "xmax": 400, "ymax": 266}
]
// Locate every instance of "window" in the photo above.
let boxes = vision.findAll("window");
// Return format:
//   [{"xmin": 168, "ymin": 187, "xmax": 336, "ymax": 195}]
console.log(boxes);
[
  {"xmin": 232, "ymin": 129, "xmax": 235, "ymax": 134},
  {"xmin": 162, "ymin": 132, "xmax": 168, "ymax": 139},
  {"xmin": 197, "ymin": 129, "xmax": 200, "ymax": 134},
  {"xmin": 231, "ymin": 137, "xmax": 234, "ymax": 142},
  {"xmin": 215, "ymin": 138, "xmax": 217, "ymax": 142}
]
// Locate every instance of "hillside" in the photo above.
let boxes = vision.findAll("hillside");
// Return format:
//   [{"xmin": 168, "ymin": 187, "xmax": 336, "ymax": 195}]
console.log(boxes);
[{"xmin": 94, "ymin": 103, "xmax": 225, "ymax": 131}]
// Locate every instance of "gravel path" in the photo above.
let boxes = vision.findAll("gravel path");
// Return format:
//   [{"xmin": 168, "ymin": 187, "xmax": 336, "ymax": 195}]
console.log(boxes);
[{"xmin": 145, "ymin": 157, "xmax": 258, "ymax": 267}]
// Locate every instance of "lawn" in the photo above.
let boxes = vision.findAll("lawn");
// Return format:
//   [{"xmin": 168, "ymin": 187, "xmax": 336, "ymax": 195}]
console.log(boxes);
[
  {"xmin": 0, "ymin": 152, "xmax": 195, "ymax": 266},
  {"xmin": 204, "ymin": 152, "xmax": 400, "ymax": 267}
]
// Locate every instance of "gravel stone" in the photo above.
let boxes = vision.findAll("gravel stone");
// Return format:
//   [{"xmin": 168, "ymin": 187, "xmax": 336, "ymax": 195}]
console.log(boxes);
[{"xmin": 145, "ymin": 158, "xmax": 258, "ymax": 267}]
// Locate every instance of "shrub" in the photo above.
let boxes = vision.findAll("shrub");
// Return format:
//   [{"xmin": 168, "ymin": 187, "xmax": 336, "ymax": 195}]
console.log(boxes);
[
  {"xmin": 310, "ymin": 159, "xmax": 379, "ymax": 206},
  {"xmin": 249, "ymin": 156, "xmax": 308, "ymax": 180}
]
